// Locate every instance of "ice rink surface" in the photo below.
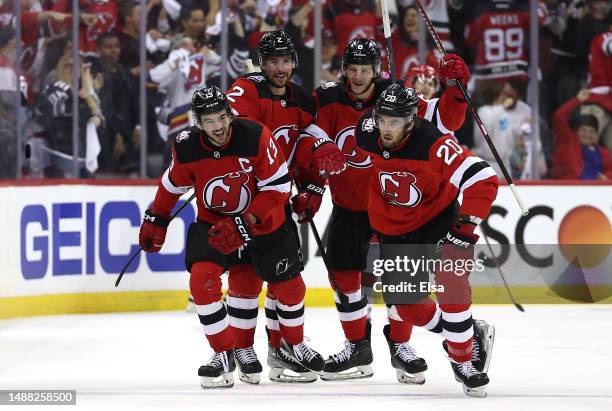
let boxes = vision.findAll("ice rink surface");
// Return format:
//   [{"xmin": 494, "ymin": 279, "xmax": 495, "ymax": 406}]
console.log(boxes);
[{"xmin": 1, "ymin": 305, "xmax": 611, "ymax": 411}]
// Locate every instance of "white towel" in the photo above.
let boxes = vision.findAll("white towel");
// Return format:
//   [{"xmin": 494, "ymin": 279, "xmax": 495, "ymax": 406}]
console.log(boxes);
[{"xmin": 85, "ymin": 120, "xmax": 101, "ymax": 173}]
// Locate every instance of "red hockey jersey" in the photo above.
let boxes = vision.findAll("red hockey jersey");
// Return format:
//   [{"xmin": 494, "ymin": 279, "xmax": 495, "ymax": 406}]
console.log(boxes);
[
  {"xmin": 306, "ymin": 78, "xmax": 467, "ymax": 211},
  {"xmin": 355, "ymin": 109, "xmax": 498, "ymax": 235},
  {"xmin": 51, "ymin": 0, "xmax": 119, "ymax": 56},
  {"xmin": 464, "ymin": 1, "xmax": 541, "ymax": 80},
  {"xmin": 324, "ymin": 0, "xmax": 380, "ymax": 58},
  {"xmin": 152, "ymin": 120, "xmax": 291, "ymax": 235},
  {"xmin": 588, "ymin": 31, "xmax": 612, "ymax": 90},
  {"xmin": 226, "ymin": 74, "xmax": 317, "ymax": 170}
]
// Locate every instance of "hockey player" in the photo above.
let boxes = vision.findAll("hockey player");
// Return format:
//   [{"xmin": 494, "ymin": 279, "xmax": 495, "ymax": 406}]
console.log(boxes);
[
  {"xmin": 354, "ymin": 82, "xmax": 498, "ymax": 397},
  {"xmin": 138, "ymin": 86, "xmax": 324, "ymax": 388},
  {"xmin": 225, "ymin": 30, "xmax": 345, "ymax": 383},
  {"xmin": 405, "ymin": 58, "xmax": 470, "ymax": 136},
  {"xmin": 303, "ymin": 38, "xmax": 471, "ymax": 383}
]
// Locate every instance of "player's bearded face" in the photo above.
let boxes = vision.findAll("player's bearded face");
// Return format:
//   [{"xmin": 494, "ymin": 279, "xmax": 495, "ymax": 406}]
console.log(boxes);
[
  {"xmin": 200, "ymin": 111, "xmax": 232, "ymax": 146},
  {"xmin": 262, "ymin": 56, "xmax": 294, "ymax": 88},
  {"xmin": 377, "ymin": 114, "xmax": 413, "ymax": 149},
  {"xmin": 414, "ymin": 77, "xmax": 437, "ymax": 99},
  {"xmin": 345, "ymin": 64, "xmax": 375, "ymax": 96}
]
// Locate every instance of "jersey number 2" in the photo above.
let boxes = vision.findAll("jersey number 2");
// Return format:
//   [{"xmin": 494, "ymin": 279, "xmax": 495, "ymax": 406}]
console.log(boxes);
[{"xmin": 226, "ymin": 86, "xmax": 245, "ymax": 103}]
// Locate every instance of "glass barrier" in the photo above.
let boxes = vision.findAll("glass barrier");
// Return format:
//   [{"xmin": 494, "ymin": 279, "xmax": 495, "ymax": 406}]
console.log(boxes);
[{"xmin": 1, "ymin": 0, "xmax": 610, "ymax": 181}]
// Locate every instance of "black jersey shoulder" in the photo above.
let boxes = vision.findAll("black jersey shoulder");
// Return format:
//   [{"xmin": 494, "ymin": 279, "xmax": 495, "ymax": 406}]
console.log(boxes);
[
  {"xmin": 240, "ymin": 74, "xmax": 315, "ymax": 116},
  {"xmin": 355, "ymin": 111, "xmax": 444, "ymax": 161},
  {"xmin": 373, "ymin": 78, "xmax": 393, "ymax": 96},
  {"xmin": 287, "ymin": 82, "xmax": 316, "ymax": 116},
  {"xmin": 316, "ymin": 78, "xmax": 390, "ymax": 111},
  {"xmin": 173, "ymin": 121, "xmax": 263, "ymax": 164}
]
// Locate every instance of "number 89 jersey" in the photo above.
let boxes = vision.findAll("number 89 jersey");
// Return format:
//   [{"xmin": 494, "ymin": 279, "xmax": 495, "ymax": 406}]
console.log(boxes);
[
  {"xmin": 355, "ymin": 109, "xmax": 499, "ymax": 236},
  {"xmin": 464, "ymin": 1, "xmax": 543, "ymax": 80}
]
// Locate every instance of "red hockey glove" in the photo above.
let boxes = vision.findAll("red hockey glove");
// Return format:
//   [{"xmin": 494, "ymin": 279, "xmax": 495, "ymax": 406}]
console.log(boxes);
[
  {"xmin": 441, "ymin": 223, "xmax": 479, "ymax": 276},
  {"xmin": 439, "ymin": 53, "xmax": 471, "ymax": 88},
  {"xmin": 312, "ymin": 138, "xmax": 346, "ymax": 177},
  {"xmin": 291, "ymin": 182, "xmax": 325, "ymax": 224},
  {"xmin": 139, "ymin": 209, "xmax": 170, "ymax": 253},
  {"xmin": 208, "ymin": 215, "xmax": 252, "ymax": 255}
]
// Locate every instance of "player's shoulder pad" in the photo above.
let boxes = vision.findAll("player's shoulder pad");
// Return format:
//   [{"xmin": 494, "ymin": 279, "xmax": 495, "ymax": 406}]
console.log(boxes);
[
  {"xmin": 226, "ymin": 117, "xmax": 266, "ymax": 157},
  {"xmin": 173, "ymin": 126, "xmax": 208, "ymax": 163},
  {"xmin": 354, "ymin": 108, "xmax": 379, "ymax": 152},
  {"xmin": 233, "ymin": 74, "xmax": 267, "ymax": 97},
  {"xmin": 402, "ymin": 118, "xmax": 446, "ymax": 160},
  {"xmin": 374, "ymin": 78, "xmax": 394, "ymax": 96},
  {"xmin": 288, "ymin": 82, "xmax": 316, "ymax": 117},
  {"xmin": 315, "ymin": 81, "xmax": 344, "ymax": 108}
]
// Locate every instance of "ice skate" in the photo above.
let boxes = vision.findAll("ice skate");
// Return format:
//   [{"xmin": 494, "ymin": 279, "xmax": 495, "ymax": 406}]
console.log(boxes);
[
  {"xmin": 234, "ymin": 346, "xmax": 262, "ymax": 385},
  {"xmin": 450, "ymin": 359, "xmax": 489, "ymax": 398},
  {"xmin": 280, "ymin": 338, "xmax": 325, "ymax": 372},
  {"xmin": 198, "ymin": 350, "xmax": 235, "ymax": 389},
  {"xmin": 383, "ymin": 324, "xmax": 427, "ymax": 384},
  {"xmin": 321, "ymin": 321, "xmax": 374, "ymax": 381},
  {"xmin": 267, "ymin": 345, "xmax": 318, "ymax": 383}
]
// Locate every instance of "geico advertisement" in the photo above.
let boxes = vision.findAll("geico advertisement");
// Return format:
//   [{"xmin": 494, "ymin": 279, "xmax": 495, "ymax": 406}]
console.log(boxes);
[{"xmin": 2, "ymin": 184, "xmax": 611, "ymax": 297}]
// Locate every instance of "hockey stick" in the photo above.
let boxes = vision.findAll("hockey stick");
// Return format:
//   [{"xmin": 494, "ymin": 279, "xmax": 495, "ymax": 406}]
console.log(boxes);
[
  {"xmin": 304, "ymin": 209, "xmax": 350, "ymax": 309},
  {"xmin": 480, "ymin": 228, "xmax": 525, "ymax": 312},
  {"xmin": 413, "ymin": 0, "xmax": 529, "ymax": 217},
  {"xmin": 380, "ymin": 0, "xmax": 396, "ymax": 81},
  {"xmin": 114, "ymin": 192, "xmax": 197, "ymax": 287},
  {"xmin": 245, "ymin": 58, "xmax": 255, "ymax": 73}
]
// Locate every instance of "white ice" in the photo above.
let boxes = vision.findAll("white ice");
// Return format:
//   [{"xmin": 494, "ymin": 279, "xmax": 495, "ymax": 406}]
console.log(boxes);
[{"xmin": 1, "ymin": 306, "xmax": 611, "ymax": 411}]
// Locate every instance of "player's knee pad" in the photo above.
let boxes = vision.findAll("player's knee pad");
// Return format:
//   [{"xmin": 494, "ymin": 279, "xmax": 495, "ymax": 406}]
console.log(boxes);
[
  {"xmin": 439, "ymin": 303, "xmax": 471, "ymax": 314},
  {"xmin": 391, "ymin": 297, "xmax": 437, "ymax": 327},
  {"xmin": 189, "ymin": 262, "xmax": 224, "ymax": 305},
  {"xmin": 271, "ymin": 275, "xmax": 305, "ymax": 306},
  {"xmin": 331, "ymin": 270, "xmax": 361, "ymax": 294},
  {"xmin": 228, "ymin": 264, "xmax": 263, "ymax": 298},
  {"xmin": 435, "ymin": 269, "xmax": 472, "ymax": 306}
]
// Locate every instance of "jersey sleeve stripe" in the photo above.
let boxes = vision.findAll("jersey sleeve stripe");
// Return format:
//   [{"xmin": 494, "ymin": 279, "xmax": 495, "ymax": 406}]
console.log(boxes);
[
  {"xmin": 161, "ymin": 168, "xmax": 193, "ymax": 194},
  {"xmin": 449, "ymin": 156, "xmax": 480, "ymax": 188},
  {"xmin": 461, "ymin": 166, "xmax": 498, "ymax": 192},
  {"xmin": 458, "ymin": 160, "xmax": 491, "ymax": 188},
  {"xmin": 257, "ymin": 162, "xmax": 289, "ymax": 187},
  {"xmin": 451, "ymin": 157, "xmax": 497, "ymax": 193},
  {"xmin": 300, "ymin": 123, "xmax": 331, "ymax": 140}
]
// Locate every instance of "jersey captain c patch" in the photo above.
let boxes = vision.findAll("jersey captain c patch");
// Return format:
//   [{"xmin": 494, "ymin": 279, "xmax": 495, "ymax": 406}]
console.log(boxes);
[
  {"xmin": 204, "ymin": 171, "xmax": 252, "ymax": 214},
  {"xmin": 379, "ymin": 171, "xmax": 422, "ymax": 207}
]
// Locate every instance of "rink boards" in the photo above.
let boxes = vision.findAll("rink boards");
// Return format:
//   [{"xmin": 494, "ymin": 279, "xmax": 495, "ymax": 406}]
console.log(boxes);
[{"xmin": 1, "ymin": 181, "xmax": 611, "ymax": 318}]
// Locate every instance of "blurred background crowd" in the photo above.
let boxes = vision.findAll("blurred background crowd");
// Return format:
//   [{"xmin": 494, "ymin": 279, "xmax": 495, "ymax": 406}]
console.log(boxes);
[{"xmin": 0, "ymin": 0, "xmax": 610, "ymax": 181}]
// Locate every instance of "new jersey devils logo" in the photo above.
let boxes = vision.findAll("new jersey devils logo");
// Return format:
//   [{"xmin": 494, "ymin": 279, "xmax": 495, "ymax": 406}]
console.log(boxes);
[
  {"xmin": 273, "ymin": 125, "xmax": 299, "ymax": 146},
  {"xmin": 335, "ymin": 127, "xmax": 371, "ymax": 168},
  {"xmin": 204, "ymin": 172, "xmax": 251, "ymax": 214},
  {"xmin": 379, "ymin": 172, "xmax": 422, "ymax": 207}
]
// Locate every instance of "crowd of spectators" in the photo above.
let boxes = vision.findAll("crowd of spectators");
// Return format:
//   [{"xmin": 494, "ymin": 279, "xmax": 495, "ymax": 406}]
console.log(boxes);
[{"xmin": 0, "ymin": 0, "xmax": 610, "ymax": 181}]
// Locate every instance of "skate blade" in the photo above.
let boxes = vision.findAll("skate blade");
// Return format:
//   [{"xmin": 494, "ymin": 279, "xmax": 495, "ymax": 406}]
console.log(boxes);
[
  {"xmin": 395, "ymin": 369, "xmax": 426, "ymax": 385},
  {"xmin": 463, "ymin": 384, "xmax": 487, "ymax": 398},
  {"xmin": 200, "ymin": 372, "xmax": 234, "ymax": 389},
  {"xmin": 238, "ymin": 372, "xmax": 261, "ymax": 385},
  {"xmin": 482, "ymin": 324, "xmax": 496, "ymax": 374},
  {"xmin": 268, "ymin": 367, "xmax": 317, "ymax": 383},
  {"xmin": 321, "ymin": 365, "xmax": 374, "ymax": 381}
]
